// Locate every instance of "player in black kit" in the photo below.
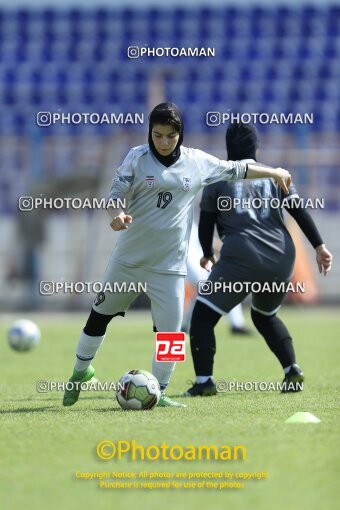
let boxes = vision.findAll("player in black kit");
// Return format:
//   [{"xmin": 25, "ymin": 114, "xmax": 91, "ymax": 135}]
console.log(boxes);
[{"xmin": 184, "ymin": 123, "xmax": 333, "ymax": 396}]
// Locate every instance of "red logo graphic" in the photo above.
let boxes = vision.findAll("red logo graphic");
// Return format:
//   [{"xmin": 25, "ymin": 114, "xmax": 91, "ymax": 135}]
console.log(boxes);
[{"xmin": 155, "ymin": 332, "xmax": 186, "ymax": 362}]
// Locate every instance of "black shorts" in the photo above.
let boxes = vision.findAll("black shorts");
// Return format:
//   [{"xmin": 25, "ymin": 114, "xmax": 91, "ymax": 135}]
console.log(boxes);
[{"xmin": 197, "ymin": 256, "xmax": 294, "ymax": 316}]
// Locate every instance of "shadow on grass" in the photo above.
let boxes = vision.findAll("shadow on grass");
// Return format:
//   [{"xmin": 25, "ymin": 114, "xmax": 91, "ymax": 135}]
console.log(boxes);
[
  {"xmin": 0, "ymin": 404, "xmax": 121, "ymax": 414},
  {"xmin": 170, "ymin": 391, "xmax": 261, "ymax": 399},
  {"xmin": 0, "ymin": 406, "xmax": 61, "ymax": 414},
  {"xmin": 170, "ymin": 392, "xmax": 218, "ymax": 399},
  {"xmin": 92, "ymin": 408, "xmax": 127, "ymax": 413},
  {"xmin": 6, "ymin": 395, "xmax": 114, "ymax": 402}
]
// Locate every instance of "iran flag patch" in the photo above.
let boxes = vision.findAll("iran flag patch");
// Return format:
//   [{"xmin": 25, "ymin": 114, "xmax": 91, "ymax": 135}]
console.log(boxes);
[{"xmin": 145, "ymin": 176, "xmax": 155, "ymax": 189}]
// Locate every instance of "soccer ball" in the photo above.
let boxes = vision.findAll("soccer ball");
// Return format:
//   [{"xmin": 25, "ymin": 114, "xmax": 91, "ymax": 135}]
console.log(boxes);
[
  {"xmin": 7, "ymin": 319, "xmax": 41, "ymax": 352},
  {"xmin": 116, "ymin": 369, "xmax": 161, "ymax": 410}
]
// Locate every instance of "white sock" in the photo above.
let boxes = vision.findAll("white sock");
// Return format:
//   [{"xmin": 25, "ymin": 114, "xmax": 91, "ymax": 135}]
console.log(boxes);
[
  {"xmin": 196, "ymin": 376, "xmax": 213, "ymax": 384},
  {"xmin": 152, "ymin": 354, "xmax": 176, "ymax": 391},
  {"xmin": 74, "ymin": 331, "xmax": 105, "ymax": 372},
  {"xmin": 227, "ymin": 304, "xmax": 246, "ymax": 328}
]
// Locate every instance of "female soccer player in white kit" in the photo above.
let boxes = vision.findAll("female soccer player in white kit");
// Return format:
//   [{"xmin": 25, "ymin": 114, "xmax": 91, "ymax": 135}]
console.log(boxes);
[{"xmin": 63, "ymin": 102, "xmax": 291, "ymax": 408}]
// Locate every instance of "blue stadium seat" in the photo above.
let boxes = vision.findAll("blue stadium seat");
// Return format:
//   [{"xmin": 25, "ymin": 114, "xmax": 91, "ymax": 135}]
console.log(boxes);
[{"xmin": 0, "ymin": 5, "xmax": 339, "ymax": 140}]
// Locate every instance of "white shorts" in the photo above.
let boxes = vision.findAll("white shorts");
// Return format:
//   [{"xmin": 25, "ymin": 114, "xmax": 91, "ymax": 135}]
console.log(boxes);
[{"xmin": 93, "ymin": 257, "xmax": 185, "ymax": 331}]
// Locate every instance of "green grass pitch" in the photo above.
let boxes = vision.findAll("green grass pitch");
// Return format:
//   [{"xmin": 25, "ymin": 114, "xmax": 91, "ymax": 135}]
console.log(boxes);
[{"xmin": 1, "ymin": 307, "xmax": 339, "ymax": 510}]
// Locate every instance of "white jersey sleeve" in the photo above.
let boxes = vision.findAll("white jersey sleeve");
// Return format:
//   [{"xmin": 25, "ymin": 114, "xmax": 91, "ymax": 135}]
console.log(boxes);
[
  {"xmin": 108, "ymin": 145, "xmax": 149, "ymax": 201},
  {"xmin": 192, "ymin": 149, "xmax": 247, "ymax": 187}
]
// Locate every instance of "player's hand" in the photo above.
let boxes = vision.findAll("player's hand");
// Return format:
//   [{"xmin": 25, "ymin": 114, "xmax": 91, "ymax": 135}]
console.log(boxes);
[
  {"xmin": 316, "ymin": 244, "xmax": 332, "ymax": 276},
  {"xmin": 272, "ymin": 168, "xmax": 292, "ymax": 194},
  {"xmin": 110, "ymin": 212, "xmax": 133, "ymax": 231},
  {"xmin": 200, "ymin": 255, "xmax": 217, "ymax": 271}
]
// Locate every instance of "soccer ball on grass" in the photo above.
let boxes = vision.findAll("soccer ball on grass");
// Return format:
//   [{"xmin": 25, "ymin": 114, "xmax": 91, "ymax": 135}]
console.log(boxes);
[{"xmin": 116, "ymin": 369, "xmax": 161, "ymax": 410}]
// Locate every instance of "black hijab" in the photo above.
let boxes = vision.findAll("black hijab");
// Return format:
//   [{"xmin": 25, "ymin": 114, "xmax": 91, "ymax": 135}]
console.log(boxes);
[
  {"xmin": 226, "ymin": 122, "xmax": 259, "ymax": 161},
  {"xmin": 148, "ymin": 102, "xmax": 184, "ymax": 167}
]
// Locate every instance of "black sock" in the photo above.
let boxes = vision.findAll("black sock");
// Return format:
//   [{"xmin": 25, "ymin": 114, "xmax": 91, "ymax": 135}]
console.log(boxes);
[
  {"xmin": 251, "ymin": 308, "xmax": 296, "ymax": 369},
  {"xmin": 190, "ymin": 301, "xmax": 221, "ymax": 376}
]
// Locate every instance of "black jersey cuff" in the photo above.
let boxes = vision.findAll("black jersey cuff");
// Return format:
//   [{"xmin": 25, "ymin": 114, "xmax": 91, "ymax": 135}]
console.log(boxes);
[{"xmin": 244, "ymin": 163, "xmax": 248, "ymax": 179}]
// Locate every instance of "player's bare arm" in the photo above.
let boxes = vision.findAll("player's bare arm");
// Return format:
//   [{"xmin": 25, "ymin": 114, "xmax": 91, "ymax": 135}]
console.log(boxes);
[
  {"xmin": 106, "ymin": 199, "xmax": 133, "ymax": 231},
  {"xmin": 246, "ymin": 164, "xmax": 292, "ymax": 194},
  {"xmin": 110, "ymin": 212, "xmax": 133, "ymax": 231},
  {"xmin": 315, "ymin": 244, "xmax": 333, "ymax": 276},
  {"xmin": 200, "ymin": 255, "xmax": 217, "ymax": 271}
]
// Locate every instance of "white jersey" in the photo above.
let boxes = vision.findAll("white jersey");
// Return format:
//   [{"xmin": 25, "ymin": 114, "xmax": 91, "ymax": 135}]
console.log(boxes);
[{"xmin": 108, "ymin": 144, "xmax": 247, "ymax": 275}]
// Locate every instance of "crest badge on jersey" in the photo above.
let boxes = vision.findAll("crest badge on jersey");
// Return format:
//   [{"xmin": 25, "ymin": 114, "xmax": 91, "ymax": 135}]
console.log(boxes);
[
  {"xmin": 182, "ymin": 177, "xmax": 191, "ymax": 192},
  {"xmin": 145, "ymin": 176, "xmax": 155, "ymax": 189}
]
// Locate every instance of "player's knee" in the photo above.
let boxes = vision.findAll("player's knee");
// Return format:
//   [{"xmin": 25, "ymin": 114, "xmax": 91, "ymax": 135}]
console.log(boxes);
[
  {"xmin": 251, "ymin": 308, "xmax": 274, "ymax": 332},
  {"xmin": 84, "ymin": 309, "xmax": 124, "ymax": 336}
]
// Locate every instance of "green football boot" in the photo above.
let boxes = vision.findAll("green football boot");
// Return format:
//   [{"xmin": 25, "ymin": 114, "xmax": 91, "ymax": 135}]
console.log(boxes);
[
  {"xmin": 62, "ymin": 365, "xmax": 96, "ymax": 407},
  {"xmin": 157, "ymin": 393, "xmax": 187, "ymax": 408}
]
